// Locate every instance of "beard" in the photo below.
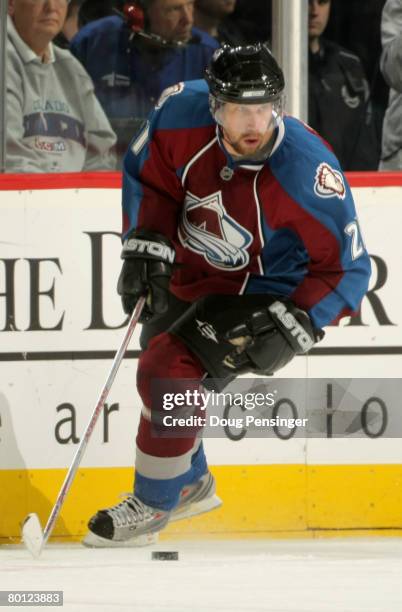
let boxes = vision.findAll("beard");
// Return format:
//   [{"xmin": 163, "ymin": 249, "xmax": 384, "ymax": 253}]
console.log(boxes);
[
  {"xmin": 223, "ymin": 131, "xmax": 268, "ymax": 157},
  {"xmin": 221, "ymin": 127, "xmax": 277, "ymax": 162}
]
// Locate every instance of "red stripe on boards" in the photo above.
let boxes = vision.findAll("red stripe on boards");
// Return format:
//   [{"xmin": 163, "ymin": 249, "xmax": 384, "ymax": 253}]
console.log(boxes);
[
  {"xmin": 0, "ymin": 172, "xmax": 122, "ymax": 191},
  {"xmin": 1, "ymin": 171, "xmax": 401, "ymax": 191}
]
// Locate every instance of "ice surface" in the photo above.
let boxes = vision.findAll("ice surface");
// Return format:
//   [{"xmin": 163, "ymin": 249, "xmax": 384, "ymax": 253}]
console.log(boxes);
[{"xmin": 2, "ymin": 538, "xmax": 402, "ymax": 612}]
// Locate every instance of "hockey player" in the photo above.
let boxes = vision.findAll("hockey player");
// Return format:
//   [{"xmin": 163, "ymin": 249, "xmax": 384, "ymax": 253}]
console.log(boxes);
[{"xmin": 84, "ymin": 43, "xmax": 371, "ymax": 547}]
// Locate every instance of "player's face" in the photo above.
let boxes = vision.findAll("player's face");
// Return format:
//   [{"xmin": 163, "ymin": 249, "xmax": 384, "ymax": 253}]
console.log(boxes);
[
  {"xmin": 8, "ymin": 0, "xmax": 69, "ymax": 50},
  {"xmin": 148, "ymin": 0, "xmax": 195, "ymax": 43},
  {"xmin": 308, "ymin": 0, "xmax": 331, "ymax": 39},
  {"xmin": 219, "ymin": 102, "xmax": 275, "ymax": 157}
]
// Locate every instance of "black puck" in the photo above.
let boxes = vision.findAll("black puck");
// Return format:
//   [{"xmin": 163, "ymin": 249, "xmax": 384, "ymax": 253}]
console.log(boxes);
[{"xmin": 151, "ymin": 551, "xmax": 179, "ymax": 561}]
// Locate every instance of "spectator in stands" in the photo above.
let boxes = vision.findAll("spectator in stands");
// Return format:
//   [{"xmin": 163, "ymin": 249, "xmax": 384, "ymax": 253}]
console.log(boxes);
[
  {"xmin": 308, "ymin": 0, "xmax": 380, "ymax": 170},
  {"xmin": 323, "ymin": 0, "xmax": 388, "ymax": 158},
  {"xmin": 379, "ymin": 0, "xmax": 402, "ymax": 170},
  {"xmin": 55, "ymin": 0, "xmax": 84, "ymax": 48},
  {"xmin": 193, "ymin": 0, "xmax": 247, "ymax": 45},
  {"xmin": 6, "ymin": 0, "xmax": 116, "ymax": 173},
  {"xmin": 70, "ymin": 0, "xmax": 219, "ymax": 162}
]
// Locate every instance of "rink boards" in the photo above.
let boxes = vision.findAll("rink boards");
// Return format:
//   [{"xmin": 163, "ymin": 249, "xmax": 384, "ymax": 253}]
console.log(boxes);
[{"xmin": 0, "ymin": 172, "xmax": 402, "ymax": 541}]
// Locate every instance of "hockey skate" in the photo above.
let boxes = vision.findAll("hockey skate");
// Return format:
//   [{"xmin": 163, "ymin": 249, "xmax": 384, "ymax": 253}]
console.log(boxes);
[
  {"xmin": 82, "ymin": 495, "xmax": 169, "ymax": 548},
  {"xmin": 83, "ymin": 472, "xmax": 222, "ymax": 547},
  {"xmin": 171, "ymin": 471, "xmax": 222, "ymax": 522}
]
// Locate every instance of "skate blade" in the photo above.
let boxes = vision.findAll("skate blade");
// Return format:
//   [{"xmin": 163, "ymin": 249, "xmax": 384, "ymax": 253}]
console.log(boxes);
[
  {"xmin": 22, "ymin": 513, "xmax": 44, "ymax": 558},
  {"xmin": 82, "ymin": 530, "xmax": 158, "ymax": 548},
  {"xmin": 170, "ymin": 494, "xmax": 222, "ymax": 522}
]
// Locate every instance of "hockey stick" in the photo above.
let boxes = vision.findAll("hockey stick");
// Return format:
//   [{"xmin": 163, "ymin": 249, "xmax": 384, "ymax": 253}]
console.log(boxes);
[{"xmin": 21, "ymin": 296, "xmax": 146, "ymax": 558}]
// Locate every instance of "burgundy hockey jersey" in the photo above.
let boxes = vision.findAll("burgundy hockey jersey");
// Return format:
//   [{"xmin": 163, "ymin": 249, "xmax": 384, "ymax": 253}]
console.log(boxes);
[{"xmin": 122, "ymin": 80, "xmax": 371, "ymax": 329}]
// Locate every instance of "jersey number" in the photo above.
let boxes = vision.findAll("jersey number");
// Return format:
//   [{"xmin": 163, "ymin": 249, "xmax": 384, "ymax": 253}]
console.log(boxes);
[
  {"xmin": 131, "ymin": 120, "xmax": 150, "ymax": 156},
  {"xmin": 344, "ymin": 220, "xmax": 365, "ymax": 260}
]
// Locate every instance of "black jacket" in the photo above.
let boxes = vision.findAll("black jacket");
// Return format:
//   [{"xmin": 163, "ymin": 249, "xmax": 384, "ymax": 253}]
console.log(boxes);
[{"xmin": 309, "ymin": 39, "xmax": 380, "ymax": 170}]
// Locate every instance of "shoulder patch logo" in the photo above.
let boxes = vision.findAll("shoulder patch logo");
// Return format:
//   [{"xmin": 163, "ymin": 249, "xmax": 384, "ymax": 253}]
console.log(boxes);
[{"xmin": 314, "ymin": 163, "xmax": 346, "ymax": 200}]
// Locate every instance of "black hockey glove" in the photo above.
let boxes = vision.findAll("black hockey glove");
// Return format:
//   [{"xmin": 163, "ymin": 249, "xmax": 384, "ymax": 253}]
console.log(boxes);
[
  {"xmin": 223, "ymin": 299, "xmax": 323, "ymax": 375},
  {"xmin": 117, "ymin": 229, "xmax": 175, "ymax": 322}
]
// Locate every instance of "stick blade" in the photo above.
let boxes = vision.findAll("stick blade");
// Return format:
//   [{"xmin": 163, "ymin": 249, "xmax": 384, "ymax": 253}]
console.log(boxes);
[{"xmin": 22, "ymin": 513, "xmax": 44, "ymax": 558}]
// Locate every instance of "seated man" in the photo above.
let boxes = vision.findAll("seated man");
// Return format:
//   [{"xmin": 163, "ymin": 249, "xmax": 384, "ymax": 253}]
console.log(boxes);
[
  {"xmin": 70, "ymin": 0, "xmax": 219, "ymax": 161},
  {"xmin": 6, "ymin": 0, "xmax": 116, "ymax": 173}
]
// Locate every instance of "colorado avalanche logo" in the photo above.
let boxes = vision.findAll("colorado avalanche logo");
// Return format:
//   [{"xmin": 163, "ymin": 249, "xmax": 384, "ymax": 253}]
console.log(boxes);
[
  {"xmin": 178, "ymin": 190, "xmax": 253, "ymax": 270},
  {"xmin": 314, "ymin": 163, "xmax": 346, "ymax": 200}
]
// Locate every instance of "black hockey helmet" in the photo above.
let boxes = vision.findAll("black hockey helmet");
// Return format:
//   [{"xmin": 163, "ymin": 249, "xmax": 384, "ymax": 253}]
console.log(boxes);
[{"xmin": 205, "ymin": 43, "xmax": 285, "ymax": 105}]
